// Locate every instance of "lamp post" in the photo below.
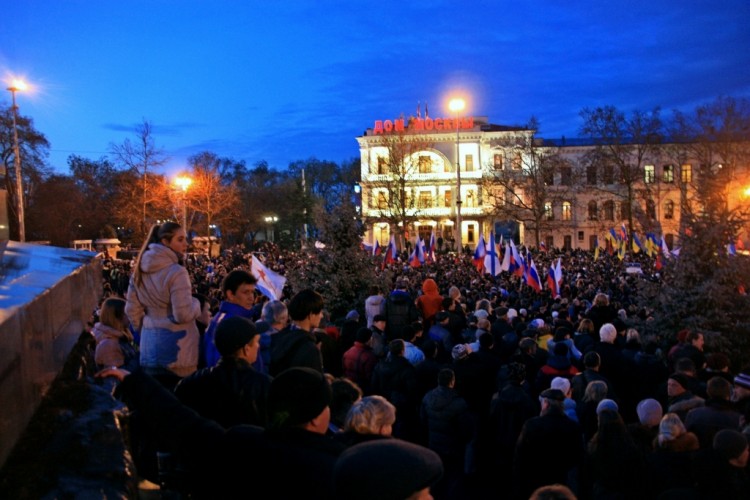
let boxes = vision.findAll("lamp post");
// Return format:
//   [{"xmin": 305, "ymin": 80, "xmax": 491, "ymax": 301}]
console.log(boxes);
[
  {"xmin": 174, "ymin": 175, "xmax": 192, "ymax": 233},
  {"xmin": 449, "ymin": 98, "xmax": 465, "ymax": 251},
  {"xmin": 7, "ymin": 80, "xmax": 27, "ymax": 242},
  {"xmin": 264, "ymin": 215, "xmax": 278, "ymax": 243}
]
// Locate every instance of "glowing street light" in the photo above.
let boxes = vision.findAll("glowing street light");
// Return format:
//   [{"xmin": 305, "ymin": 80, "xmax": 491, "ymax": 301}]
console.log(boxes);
[
  {"xmin": 449, "ymin": 97, "xmax": 466, "ymax": 251},
  {"xmin": 264, "ymin": 215, "xmax": 279, "ymax": 243},
  {"xmin": 174, "ymin": 175, "xmax": 192, "ymax": 231},
  {"xmin": 7, "ymin": 79, "xmax": 28, "ymax": 242}
]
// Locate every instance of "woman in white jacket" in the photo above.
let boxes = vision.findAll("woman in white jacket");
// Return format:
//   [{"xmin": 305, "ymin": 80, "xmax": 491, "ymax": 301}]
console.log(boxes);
[{"xmin": 126, "ymin": 222, "xmax": 208, "ymax": 388}]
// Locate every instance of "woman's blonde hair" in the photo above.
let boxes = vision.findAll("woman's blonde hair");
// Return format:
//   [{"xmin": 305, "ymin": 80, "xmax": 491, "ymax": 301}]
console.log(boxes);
[
  {"xmin": 344, "ymin": 395, "xmax": 396, "ymax": 436},
  {"xmin": 133, "ymin": 222, "xmax": 183, "ymax": 286},
  {"xmin": 99, "ymin": 297, "xmax": 127, "ymax": 330}
]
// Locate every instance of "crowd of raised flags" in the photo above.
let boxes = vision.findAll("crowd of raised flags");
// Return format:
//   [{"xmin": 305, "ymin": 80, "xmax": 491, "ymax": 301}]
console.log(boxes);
[{"xmin": 361, "ymin": 223, "xmax": 748, "ymax": 296}]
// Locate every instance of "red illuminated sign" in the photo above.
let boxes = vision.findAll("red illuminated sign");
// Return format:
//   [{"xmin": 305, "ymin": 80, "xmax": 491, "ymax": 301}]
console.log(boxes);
[{"xmin": 373, "ymin": 117, "xmax": 474, "ymax": 134}]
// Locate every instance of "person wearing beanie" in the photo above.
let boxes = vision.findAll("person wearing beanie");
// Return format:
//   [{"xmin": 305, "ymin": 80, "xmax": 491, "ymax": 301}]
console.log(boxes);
[
  {"xmin": 551, "ymin": 376, "xmax": 578, "ymax": 422},
  {"xmin": 201, "ymin": 269, "xmax": 257, "ymax": 369},
  {"xmin": 175, "ymin": 316, "xmax": 271, "ymax": 428},
  {"xmin": 596, "ymin": 398, "xmax": 619, "ymax": 416},
  {"xmin": 693, "ymin": 429, "xmax": 749, "ymax": 499},
  {"xmin": 337, "ymin": 308, "xmax": 362, "ymax": 355},
  {"xmin": 667, "ymin": 372, "xmax": 705, "ymax": 422},
  {"xmin": 627, "ymin": 398, "xmax": 663, "ymax": 456},
  {"xmin": 645, "ymin": 412, "xmax": 700, "ymax": 496},
  {"xmin": 333, "ymin": 439, "xmax": 444, "ymax": 500}
]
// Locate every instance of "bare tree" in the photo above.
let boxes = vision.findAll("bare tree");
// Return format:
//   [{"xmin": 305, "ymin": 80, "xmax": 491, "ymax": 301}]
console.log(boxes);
[
  {"xmin": 109, "ymin": 120, "xmax": 169, "ymax": 239},
  {"xmin": 482, "ymin": 119, "xmax": 575, "ymax": 247},
  {"xmin": 187, "ymin": 151, "xmax": 241, "ymax": 239},
  {"xmin": 363, "ymin": 129, "xmax": 434, "ymax": 247},
  {"xmin": 579, "ymin": 106, "xmax": 663, "ymax": 235}
]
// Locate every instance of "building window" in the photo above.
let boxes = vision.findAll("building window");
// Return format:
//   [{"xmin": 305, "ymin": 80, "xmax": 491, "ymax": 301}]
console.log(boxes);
[
  {"xmin": 444, "ymin": 190, "xmax": 452, "ymax": 208},
  {"xmin": 644, "ymin": 165, "xmax": 655, "ymax": 184},
  {"xmin": 562, "ymin": 201, "xmax": 572, "ymax": 221},
  {"xmin": 602, "ymin": 165, "xmax": 614, "ymax": 184},
  {"xmin": 563, "ymin": 235, "xmax": 572, "ymax": 250},
  {"xmin": 467, "ymin": 225, "xmax": 475, "ymax": 243},
  {"xmin": 588, "ymin": 200, "xmax": 598, "ymax": 220},
  {"xmin": 418, "ymin": 156, "xmax": 432, "ymax": 174},
  {"xmin": 586, "ymin": 166, "xmax": 597, "ymax": 185},
  {"xmin": 620, "ymin": 202, "xmax": 629, "ymax": 221},
  {"xmin": 560, "ymin": 166, "xmax": 572, "ymax": 186},
  {"xmin": 512, "ymin": 152, "xmax": 522, "ymax": 170},
  {"xmin": 603, "ymin": 200, "xmax": 615, "ymax": 221},
  {"xmin": 681, "ymin": 164, "xmax": 692, "ymax": 183},
  {"xmin": 377, "ymin": 157, "xmax": 387, "ymax": 175},
  {"xmin": 647, "ymin": 199, "xmax": 656, "ymax": 219},
  {"xmin": 418, "ymin": 191, "xmax": 432, "ymax": 208},
  {"xmin": 544, "ymin": 202, "xmax": 554, "ymax": 220},
  {"xmin": 377, "ymin": 192, "xmax": 388, "ymax": 209},
  {"xmin": 466, "ymin": 190, "xmax": 476, "ymax": 208},
  {"xmin": 465, "ymin": 155, "xmax": 474, "ymax": 172},
  {"xmin": 545, "ymin": 235, "xmax": 554, "ymax": 249},
  {"xmin": 663, "ymin": 164, "xmax": 674, "ymax": 183},
  {"xmin": 664, "ymin": 200, "xmax": 674, "ymax": 219},
  {"xmin": 543, "ymin": 168, "xmax": 554, "ymax": 186},
  {"xmin": 578, "ymin": 231, "xmax": 584, "ymax": 241},
  {"xmin": 493, "ymin": 154, "xmax": 503, "ymax": 170}
]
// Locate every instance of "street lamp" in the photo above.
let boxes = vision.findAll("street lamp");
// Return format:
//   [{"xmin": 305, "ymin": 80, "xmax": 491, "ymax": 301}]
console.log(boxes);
[
  {"xmin": 264, "ymin": 215, "xmax": 279, "ymax": 243},
  {"xmin": 174, "ymin": 175, "xmax": 192, "ymax": 232},
  {"xmin": 7, "ymin": 79, "xmax": 28, "ymax": 242},
  {"xmin": 449, "ymin": 97, "xmax": 465, "ymax": 251}
]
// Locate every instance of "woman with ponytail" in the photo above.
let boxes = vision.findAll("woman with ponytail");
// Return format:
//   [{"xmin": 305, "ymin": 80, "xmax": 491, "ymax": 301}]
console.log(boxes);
[{"xmin": 126, "ymin": 222, "xmax": 209, "ymax": 389}]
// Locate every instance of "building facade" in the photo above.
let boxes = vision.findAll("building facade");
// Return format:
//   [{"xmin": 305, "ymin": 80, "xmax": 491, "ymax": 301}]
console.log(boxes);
[{"xmin": 356, "ymin": 113, "xmax": 722, "ymax": 252}]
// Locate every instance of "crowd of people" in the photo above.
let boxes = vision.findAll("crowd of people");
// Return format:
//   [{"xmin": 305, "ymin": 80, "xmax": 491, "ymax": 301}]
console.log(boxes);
[{"xmin": 91, "ymin": 223, "xmax": 750, "ymax": 499}]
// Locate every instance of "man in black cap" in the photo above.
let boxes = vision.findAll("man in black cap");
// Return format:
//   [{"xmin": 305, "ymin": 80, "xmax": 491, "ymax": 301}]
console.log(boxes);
[
  {"xmin": 175, "ymin": 316, "xmax": 271, "ymax": 428},
  {"xmin": 513, "ymin": 388, "xmax": 584, "ymax": 499}
]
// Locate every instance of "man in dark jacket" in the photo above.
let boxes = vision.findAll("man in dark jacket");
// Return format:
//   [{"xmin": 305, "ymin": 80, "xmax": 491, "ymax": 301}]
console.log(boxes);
[
  {"xmin": 371, "ymin": 339, "xmax": 420, "ymax": 441},
  {"xmin": 421, "ymin": 368, "xmax": 474, "ymax": 499},
  {"xmin": 269, "ymin": 289, "xmax": 324, "ymax": 376},
  {"xmin": 102, "ymin": 365, "xmax": 344, "ymax": 499},
  {"xmin": 513, "ymin": 388, "xmax": 585, "ymax": 499},
  {"xmin": 175, "ymin": 316, "xmax": 271, "ymax": 428},
  {"xmin": 384, "ymin": 279, "xmax": 420, "ymax": 341}
]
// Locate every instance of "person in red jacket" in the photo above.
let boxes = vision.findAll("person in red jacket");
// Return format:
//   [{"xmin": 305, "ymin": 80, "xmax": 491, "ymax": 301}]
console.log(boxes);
[{"xmin": 416, "ymin": 278, "xmax": 443, "ymax": 332}]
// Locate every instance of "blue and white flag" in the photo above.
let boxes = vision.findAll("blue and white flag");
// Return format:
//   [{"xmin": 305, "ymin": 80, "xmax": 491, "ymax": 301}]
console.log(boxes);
[{"xmin": 251, "ymin": 254, "xmax": 287, "ymax": 300}]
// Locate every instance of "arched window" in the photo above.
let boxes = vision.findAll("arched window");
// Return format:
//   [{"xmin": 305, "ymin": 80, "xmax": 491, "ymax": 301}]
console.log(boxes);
[
  {"xmin": 603, "ymin": 201, "xmax": 615, "ymax": 221},
  {"xmin": 588, "ymin": 200, "xmax": 598, "ymax": 220},
  {"xmin": 664, "ymin": 200, "xmax": 674, "ymax": 219},
  {"xmin": 562, "ymin": 201, "xmax": 572, "ymax": 221}
]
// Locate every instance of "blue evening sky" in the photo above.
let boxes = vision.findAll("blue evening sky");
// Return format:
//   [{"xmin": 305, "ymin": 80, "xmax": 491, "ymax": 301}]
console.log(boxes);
[{"xmin": 2, "ymin": 1, "xmax": 748, "ymax": 176}]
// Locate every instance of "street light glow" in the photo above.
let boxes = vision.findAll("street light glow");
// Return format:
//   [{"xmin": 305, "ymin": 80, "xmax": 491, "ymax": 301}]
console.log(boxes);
[
  {"xmin": 8, "ymin": 79, "xmax": 28, "ymax": 92},
  {"xmin": 449, "ymin": 98, "xmax": 465, "ymax": 113},
  {"xmin": 175, "ymin": 175, "xmax": 192, "ymax": 191}
]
